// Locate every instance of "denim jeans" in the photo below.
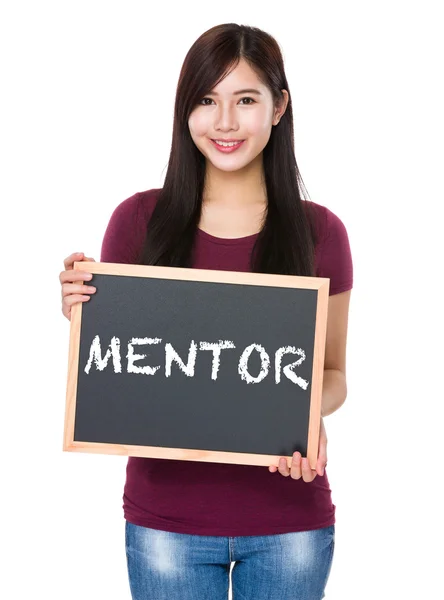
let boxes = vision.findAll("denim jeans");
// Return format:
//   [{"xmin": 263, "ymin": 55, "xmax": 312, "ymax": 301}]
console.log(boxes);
[{"xmin": 125, "ymin": 521, "xmax": 335, "ymax": 599}]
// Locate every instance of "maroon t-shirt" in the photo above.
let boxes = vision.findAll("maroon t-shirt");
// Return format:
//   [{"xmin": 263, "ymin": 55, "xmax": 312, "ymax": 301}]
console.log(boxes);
[{"xmin": 100, "ymin": 188, "xmax": 353, "ymax": 536}]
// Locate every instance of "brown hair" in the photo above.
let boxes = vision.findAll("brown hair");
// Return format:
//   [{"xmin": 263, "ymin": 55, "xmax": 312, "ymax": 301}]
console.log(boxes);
[{"xmin": 139, "ymin": 23, "xmax": 319, "ymax": 275}]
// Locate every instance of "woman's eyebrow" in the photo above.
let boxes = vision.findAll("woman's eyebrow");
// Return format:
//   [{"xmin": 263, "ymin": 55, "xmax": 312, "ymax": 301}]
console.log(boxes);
[{"xmin": 208, "ymin": 88, "xmax": 263, "ymax": 96}]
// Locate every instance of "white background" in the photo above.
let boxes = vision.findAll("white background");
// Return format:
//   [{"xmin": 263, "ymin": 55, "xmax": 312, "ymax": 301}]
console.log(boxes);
[{"xmin": 1, "ymin": 1, "xmax": 443, "ymax": 598}]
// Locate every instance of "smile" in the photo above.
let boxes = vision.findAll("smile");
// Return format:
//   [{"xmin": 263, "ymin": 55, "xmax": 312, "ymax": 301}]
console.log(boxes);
[{"xmin": 210, "ymin": 139, "xmax": 245, "ymax": 153}]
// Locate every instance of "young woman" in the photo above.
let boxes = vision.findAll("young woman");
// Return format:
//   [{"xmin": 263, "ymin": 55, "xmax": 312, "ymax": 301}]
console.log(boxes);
[{"xmin": 59, "ymin": 23, "xmax": 353, "ymax": 600}]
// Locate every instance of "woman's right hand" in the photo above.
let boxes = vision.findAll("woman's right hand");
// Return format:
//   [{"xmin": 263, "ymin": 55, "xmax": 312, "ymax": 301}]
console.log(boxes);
[{"xmin": 60, "ymin": 251, "xmax": 97, "ymax": 321}]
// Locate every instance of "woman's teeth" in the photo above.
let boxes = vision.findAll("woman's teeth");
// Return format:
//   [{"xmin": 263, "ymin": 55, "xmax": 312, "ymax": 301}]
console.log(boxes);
[{"xmin": 214, "ymin": 140, "xmax": 242, "ymax": 147}]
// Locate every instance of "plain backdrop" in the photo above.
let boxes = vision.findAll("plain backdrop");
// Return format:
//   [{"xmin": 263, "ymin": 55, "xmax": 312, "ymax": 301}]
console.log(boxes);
[{"xmin": 1, "ymin": 1, "xmax": 443, "ymax": 599}]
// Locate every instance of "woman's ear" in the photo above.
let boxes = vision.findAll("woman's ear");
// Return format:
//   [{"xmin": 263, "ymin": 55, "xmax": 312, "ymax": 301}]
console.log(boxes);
[{"xmin": 273, "ymin": 89, "xmax": 289, "ymax": 125}]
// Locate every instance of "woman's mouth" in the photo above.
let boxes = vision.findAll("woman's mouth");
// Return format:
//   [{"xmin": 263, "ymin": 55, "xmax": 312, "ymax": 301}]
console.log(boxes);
[{"xmin": 210, "ymin": 139, "xmax": 245, "ymax": 153}]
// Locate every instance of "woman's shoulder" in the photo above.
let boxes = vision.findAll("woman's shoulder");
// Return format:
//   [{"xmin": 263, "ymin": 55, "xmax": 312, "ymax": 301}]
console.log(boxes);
[
  {"xmin": 304, "ymin": 200, "xmax": 353, "ymax": 294},
  {"xmin": 114, "ymin": 188, "xmax": 161, "ymax": 222},
  {"xmin": 100, "ymin": 188, "xmax": 161, "ymax": 264},
  {"xmin": 137, "ymin": 188, "xmax": 162, "ymax": 211},
  {"xmin": 303, "ymin": 199, "xmax": 350, "ymax": 247}
]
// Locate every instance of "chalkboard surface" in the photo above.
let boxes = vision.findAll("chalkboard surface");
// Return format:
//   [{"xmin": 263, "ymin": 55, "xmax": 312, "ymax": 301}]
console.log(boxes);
[{"xmin": 64, "ymin": 263, "xmax": 329, "ymax": 468}]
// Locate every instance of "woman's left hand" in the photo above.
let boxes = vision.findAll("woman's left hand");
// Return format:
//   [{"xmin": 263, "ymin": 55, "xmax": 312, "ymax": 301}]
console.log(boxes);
[{"xmin": 268, "ymin": 417, "xmax": 327, "ymax": 481}]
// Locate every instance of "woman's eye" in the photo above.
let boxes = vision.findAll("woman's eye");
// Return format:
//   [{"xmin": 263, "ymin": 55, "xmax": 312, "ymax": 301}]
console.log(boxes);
[{"xmin": 199, "ymin": 97, "xmax": 255, "ymax": 105}]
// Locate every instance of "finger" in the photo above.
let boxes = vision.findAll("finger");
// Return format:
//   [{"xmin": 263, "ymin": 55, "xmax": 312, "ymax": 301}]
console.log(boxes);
[
  {"xmin": 61, "ymin": 282, "xmax": 96, "ymax": 298},
  {"xmin": 319, "ymin": 419, "xmax": 328, "ymax": 446},
  {"xmin": 63, "ymin": 252, "xmax": 85, "ymax": 270},
  {"xmin": 278, "ymin": 457, "xmax": 290, "ymax": 477},
  {"xmin": 317, "ymin": 431, "xmax": 328, "ymax": 477},
  {"xmin": 316, "ymin": 448, "xmax": 327, "ymax": 477},
  {"xmin": 314, "ymin": 418, "xmax": 328, "ymax": 476},
  {"xmin": 63, "ymin": 294, "xmax": 92, "ymax": 308},
  {"xmin": 62, "ymin": 294, "xmax": 91, "ymax": 321},
  {"xmin": 290, "ymin": 452, "xmax": 302, "ymax": 480},
  {"xmin": 315, "ymin": 457, "xmax": 325, "ymax": 477},
  {"xmin": 59, "ymin": 270, "xmax": 93, "ymax": 284},
  {"xmin": 301, "ymin": 457, "xmax": 317, "ymax": 482}
]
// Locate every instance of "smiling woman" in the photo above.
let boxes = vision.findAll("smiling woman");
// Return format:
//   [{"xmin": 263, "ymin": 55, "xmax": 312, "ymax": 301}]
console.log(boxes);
[
  {"xmin": 138, "ymin": 31, "xmax": 318, "ymax": 275},
  {"xmin": 188, "ymin": 59, "xmax": 289, "ymax": 218},
  {"xmin": 60, "ymin": 21, "xmax": 353, "ymax": 600}
]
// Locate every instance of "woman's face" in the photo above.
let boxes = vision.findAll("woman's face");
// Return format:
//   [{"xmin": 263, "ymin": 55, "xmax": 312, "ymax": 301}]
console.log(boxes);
[{"xmin": 188, "ymin": 58, "xmax": 288, "ymax": 173}]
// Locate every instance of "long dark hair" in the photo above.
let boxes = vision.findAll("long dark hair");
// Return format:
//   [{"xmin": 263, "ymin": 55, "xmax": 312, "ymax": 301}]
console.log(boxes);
[{"xmin": 139, "ymin": 23, "xmax": 319, "ymax": 276}]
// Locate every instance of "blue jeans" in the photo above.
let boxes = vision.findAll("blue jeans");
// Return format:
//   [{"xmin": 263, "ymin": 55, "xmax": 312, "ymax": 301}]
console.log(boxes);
[{"xmin": 125, "ymin": 521, "xmax": 335, "ymax": 599}]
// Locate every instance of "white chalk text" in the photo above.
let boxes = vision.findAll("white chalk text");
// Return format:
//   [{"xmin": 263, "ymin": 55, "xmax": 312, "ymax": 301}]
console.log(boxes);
[{"xmin": 84, "ymin": 336, "xmax": 309, "ymax": 388}]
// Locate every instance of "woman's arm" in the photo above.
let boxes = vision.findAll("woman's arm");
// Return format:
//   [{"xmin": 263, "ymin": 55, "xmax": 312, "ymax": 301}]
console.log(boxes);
[{"xmin": 321, "ymin": 289, "xmax": 351, "ymax": 417}]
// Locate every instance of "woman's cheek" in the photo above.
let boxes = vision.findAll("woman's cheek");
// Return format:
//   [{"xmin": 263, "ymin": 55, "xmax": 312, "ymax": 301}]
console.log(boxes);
[{"xmin": 188, "ymin": 113, "xmax": 210, "ymax": 139}]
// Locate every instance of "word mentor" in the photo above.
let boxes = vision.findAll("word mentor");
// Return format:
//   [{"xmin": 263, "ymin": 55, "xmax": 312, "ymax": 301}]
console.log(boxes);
[{"xmin": 84, "ymin": 335, "xmax": 310, "ymax": 388}]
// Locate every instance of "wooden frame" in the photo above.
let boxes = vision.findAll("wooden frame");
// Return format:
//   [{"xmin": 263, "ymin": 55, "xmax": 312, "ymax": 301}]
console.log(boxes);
[{"xmin": 63, "ymin": 262, "xmax": 330, "ymax": 469}]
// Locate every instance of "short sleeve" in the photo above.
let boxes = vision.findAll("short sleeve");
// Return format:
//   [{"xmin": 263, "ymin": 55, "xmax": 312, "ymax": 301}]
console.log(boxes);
[
  {"xmin": 100, "ymin": 192, "xmax": 142, "ymax": 264},
  {"xmin": 317, "ymin": 206, "xmax": 353, "ymax": 295}
]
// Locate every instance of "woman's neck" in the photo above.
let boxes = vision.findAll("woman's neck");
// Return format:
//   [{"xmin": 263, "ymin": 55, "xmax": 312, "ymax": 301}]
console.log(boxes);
[
  {"xmin": 203, "ymin": 155, "xmax": 267, "ymax": 208},
  {"xmin": 199, "ymin": 158, "xmax": 268, "ymax": 238}
]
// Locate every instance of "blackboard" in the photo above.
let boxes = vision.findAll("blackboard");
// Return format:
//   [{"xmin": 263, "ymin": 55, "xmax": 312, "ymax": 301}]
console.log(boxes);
[{"xmin": 63, "ymin": 262, "xmax": 329, "ymax": 468}]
